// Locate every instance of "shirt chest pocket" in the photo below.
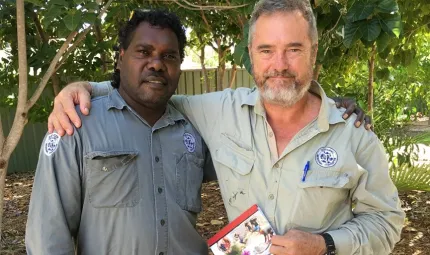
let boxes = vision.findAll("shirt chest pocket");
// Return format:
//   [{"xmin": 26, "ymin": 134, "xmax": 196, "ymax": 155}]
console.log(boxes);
[
  {"xmin": 85, "ymin": 150, "xmax": 139, "ymax": 208},
  {"xmin": 176, "ymin": 153, "xmax": 204, "ymax": 213},
  {"xmin": 214, "ymin": 145, "xmax": 254, "ymax": 206}
]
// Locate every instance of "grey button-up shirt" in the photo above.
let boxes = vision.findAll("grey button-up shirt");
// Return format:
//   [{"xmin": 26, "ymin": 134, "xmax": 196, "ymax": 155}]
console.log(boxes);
[{"xmin": 26, "ymin": 90, "xmax": 215, "ymax": 255}]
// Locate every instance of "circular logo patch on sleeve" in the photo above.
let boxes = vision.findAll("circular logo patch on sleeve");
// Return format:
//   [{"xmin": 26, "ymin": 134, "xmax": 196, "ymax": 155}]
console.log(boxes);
[
  {"xmin": 315, "ymin": 147, "xmax": 338, "ymax": 167},
  {"xmin": 183, "ymin": 133, "xmax": 196, "ymax": 153},
  {"xmin": 44, "ymin": 133, "xmax": 61, "ymax": 156}
]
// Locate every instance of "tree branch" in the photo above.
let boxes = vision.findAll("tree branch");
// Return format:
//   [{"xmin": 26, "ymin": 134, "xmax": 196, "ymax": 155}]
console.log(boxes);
[
  {"xmin": 54, "ymin": 0, "xmax": 114, "ymax": 73},
  {"xmin": 0, "ymin": 115, "xmax": 4, "ymax": 149},
  {"xmin": 179, "ymin": 0, "xmax": 249, "ymax": 10},
  {"xmin": 3, "ymin": 0, "xmax": 27, "ymax": 159},
  {"xmin": 26, "ymin": 31, "xmax": 78, "ymax": 110},
  {"xmin": 30, "ymin": 11, "xmax": 48, "ymax": 42}
]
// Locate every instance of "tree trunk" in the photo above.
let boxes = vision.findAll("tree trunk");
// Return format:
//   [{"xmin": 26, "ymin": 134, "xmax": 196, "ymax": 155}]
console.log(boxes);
[
  {"xmin": 229, "ymin": 63, "xmax": 237, "ymax": 89},
  {"xmin": 313, "ymin": 63, "xmax": 322, "ymax": 81},
  {"xmin": 216, "ymin": 47, "xmax": 224, "ymax": 91},
  {"xmin": 0, "ymin": 0, "xmax": 28, "ymax": 240},
  {"xmin": 367, "ymin": 44, "xmax": 376, "ymax": 114},
  {"xmin": 0, "ymin": 159, "xmax": 8, "ymax": 241},
  {"xmin": 199, "ymin": 46, "xmax": 210, "ymax": 93}
]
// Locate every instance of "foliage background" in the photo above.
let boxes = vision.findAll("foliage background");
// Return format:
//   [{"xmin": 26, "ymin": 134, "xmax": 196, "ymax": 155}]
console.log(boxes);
[{"xmin": 0, "ymin": 0, "xmax": 429, "ymax": 189}]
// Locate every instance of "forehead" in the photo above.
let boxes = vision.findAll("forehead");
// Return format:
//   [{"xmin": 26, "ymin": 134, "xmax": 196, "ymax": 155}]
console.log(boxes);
[
  {"xmin": 251, "ymin": 11, "xmax": 312, "ymax": 46},
  {"xmin": 128, "ymin": 22, "xmax": 179, "ymax": 50}
]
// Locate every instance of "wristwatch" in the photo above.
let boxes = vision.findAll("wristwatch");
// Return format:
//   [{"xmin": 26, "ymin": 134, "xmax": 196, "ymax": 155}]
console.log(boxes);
[{"xmin": 321, "ymin": 233, "xmax": 336, "ymax": 255}]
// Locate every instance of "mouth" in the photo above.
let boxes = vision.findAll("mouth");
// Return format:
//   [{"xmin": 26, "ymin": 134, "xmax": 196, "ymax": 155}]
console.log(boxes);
[{"xmin": 142, "ymin": 76, "xmax": 167, "ymax": 86}]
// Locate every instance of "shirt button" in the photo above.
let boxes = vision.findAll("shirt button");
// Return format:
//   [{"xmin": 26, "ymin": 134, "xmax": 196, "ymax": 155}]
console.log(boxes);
[
  {"xmin": 158, "ymin": 187, "xmax": 163, "ymax": 194},
  {"xmin": 159, "ymin": 253, "xmax": 164, "ymax": 255},
  {"xmin": 269, "ymin": 132, "xmax": 274, "ymax": 137},
  {"xmin": 268, "ymin": 194, "xmax": 274, "ymax": 200},
  {"xmin": 160, "ymin": 219, "xmax": 165, "ymax": 226},
  {"xmin": 102, "ymin": 166, "xmax": 108, "ymax": 171},
  {"xmin": 155, "ymin": 156, "xmax": 160, "ymax": 162}
]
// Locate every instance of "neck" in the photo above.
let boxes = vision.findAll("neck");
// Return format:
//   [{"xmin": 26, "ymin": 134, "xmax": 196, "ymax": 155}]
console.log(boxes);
[
  {"xmin": 263, "ymin": 92, "xmax": 311, "ymax": 125},
  {"xmin": 118, "ymin": 88, "xmax": 166, "ymax": 127}
]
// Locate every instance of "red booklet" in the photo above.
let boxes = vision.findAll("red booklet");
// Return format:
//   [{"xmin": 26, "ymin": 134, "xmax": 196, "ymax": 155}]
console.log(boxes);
[{"xmin": 207, "ymin": 204, "xmax": 276, "ymax": 255}]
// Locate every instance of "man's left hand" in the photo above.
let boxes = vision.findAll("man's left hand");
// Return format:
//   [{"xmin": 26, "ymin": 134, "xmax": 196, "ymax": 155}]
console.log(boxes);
[{"xmin": 269, "ymin": 229, "xmax": 326, "ymax": 255}]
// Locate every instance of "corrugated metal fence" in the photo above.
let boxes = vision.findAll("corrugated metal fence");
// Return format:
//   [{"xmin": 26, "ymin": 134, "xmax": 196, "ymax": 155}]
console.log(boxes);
[{"xmin": 2, "ymin": 68, "xmax": 254, "ymax": 173}]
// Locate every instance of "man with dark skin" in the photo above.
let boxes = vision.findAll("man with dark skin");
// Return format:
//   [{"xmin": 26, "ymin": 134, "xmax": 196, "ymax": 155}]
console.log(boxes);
[{"xmin": 26, "ymin": 10, "xmax": 214, "ymax": 254}]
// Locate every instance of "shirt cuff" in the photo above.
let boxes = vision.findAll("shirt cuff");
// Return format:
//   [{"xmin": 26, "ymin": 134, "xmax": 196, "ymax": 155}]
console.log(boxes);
[
  {"xmin": 89, "ymin": 81, "xmax": 113, "ymax": 97},
  {"xmin": 325, "ymin": 229, "xmax": 354, "ymax": 255}
]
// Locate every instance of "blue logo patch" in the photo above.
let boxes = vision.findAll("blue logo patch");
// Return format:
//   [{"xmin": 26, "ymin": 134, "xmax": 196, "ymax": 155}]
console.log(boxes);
[{"xmin": 315, "ymin": 147, "xmax": 338, "ymax": 167}]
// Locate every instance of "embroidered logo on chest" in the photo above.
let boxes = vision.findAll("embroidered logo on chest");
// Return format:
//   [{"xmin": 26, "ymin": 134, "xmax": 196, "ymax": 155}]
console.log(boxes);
[
  {"xmin": 183, "ymin": 133, "xmax": 196, "ymax": 153},
  {"xmin": 44, "ymin": 133, "xmax": 61, "ymax": 156},
  {"xmin": 315, "ymin": 147, "xmax": 338, "ymax": 167}
]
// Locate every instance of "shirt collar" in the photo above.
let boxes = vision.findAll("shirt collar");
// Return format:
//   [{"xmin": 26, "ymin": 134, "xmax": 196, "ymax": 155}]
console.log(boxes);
[
  {"xmin": 106, "ymin": 89, "xmax": 186, "ymax": 127},
  {"xmin": 240, "ymin": 81, "xmax": 346, "ymax": 130}
]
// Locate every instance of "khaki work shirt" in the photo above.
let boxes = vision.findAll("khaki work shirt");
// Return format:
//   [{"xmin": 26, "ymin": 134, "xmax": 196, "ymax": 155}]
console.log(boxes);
[
  {"xmin": 26, "ymin": 90, "xmax": 215, "ymax": 255},
  {"xmin": 91, "ymin": 81, "xmax": 405, "ymax": 255}
]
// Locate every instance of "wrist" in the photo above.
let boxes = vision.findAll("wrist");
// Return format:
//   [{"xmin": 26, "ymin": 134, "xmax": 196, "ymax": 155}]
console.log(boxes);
[{"xmin": 316, "ymin": 233, "xmax": 327, "ymax": 255}]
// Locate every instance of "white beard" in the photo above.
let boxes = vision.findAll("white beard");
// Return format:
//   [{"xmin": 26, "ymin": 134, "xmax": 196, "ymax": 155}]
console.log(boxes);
[{"xmin": 259, "ymin": 80, "xmax": 311, "ymax": 107}]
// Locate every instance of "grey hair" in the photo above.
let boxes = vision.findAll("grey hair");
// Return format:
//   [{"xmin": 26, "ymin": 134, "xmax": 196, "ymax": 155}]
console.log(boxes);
[{"xmin": 248, "ymin": 0, "xmax": 318, "ymax": 45}]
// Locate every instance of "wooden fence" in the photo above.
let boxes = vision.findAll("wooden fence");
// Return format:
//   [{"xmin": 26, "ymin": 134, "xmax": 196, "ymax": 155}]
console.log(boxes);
[{"xmin": 2, "ymin": 68, "xmax": 254, "ymax": 173}]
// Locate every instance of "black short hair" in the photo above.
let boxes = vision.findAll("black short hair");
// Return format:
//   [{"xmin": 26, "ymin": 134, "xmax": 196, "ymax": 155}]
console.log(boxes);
[{"xmin": 111, "ymin": 9, "xmax": 186, "ymax": 88}]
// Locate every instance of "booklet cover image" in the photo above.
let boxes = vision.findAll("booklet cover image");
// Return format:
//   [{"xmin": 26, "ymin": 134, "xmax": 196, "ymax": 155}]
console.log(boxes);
[{"xmin": 207, "ymin": 204, "xmax": 276, "ymax": 255}]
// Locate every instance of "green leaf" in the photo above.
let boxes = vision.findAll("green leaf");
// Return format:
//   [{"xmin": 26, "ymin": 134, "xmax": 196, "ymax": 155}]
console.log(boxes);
[
  {"xmin": 50, "ymin": 0, "xmax": 69, "ymax": 7},
  {"xmin": 376, "ymin": 0, "xmax": 399, "ymax": 13},
  {"xmin": 376, "ymin": 68, "xmax": 390, "ymax": 80},
  {"xmin": 360, "ymin": 18, "xmax": 381, "ymax": 42},
  {"xmin": 85, "ymin": 2, "xmax": 99, "ymax": 11},
  {"xmin": 343, "ymin": 21, "xmax": 364, "ymax": 48},
  {"xmin": 43, "ymin": 6, "xmax": 65, "ymax": 28},
  {"xmin": 25, "ymin": 0, "xmax": 43, "ymax": 6},
  {"xmin": 63, "ymin": 13, "xmax": 81, "ymax": 31},
  {"xmin": 379, "ymin": 13, "xmax": 402, "ymax": 38},
  {"xmin": 82, "ymin": 13, "xmax": 97, "ymax": 25},
  {"xmin": 233, "ymin": 39, "xmax": 251, "ymax": 74},
  {"xmin": 346, "ymin": 2, "xmax": 375, "ymax": 22},
  {"xmin": 376, "ymin": 32, "xmax": 391, "ymax": 53}
]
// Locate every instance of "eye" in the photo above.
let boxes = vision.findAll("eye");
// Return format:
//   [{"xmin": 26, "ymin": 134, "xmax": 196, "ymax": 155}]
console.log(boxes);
[
  {"xmin": 164, "ymin": 54, "xmax": 178, "ymax": 60},
  {"xmin": 138, "ymin": 50, "xmax": 150, "ymax": 56},
  {"xmin": 289, "ymin": 48, "xmax": 300, "ymax": 52},
  {"xmin": 260, "ymin": 49, "xmax": 271, "ymax": 54}
]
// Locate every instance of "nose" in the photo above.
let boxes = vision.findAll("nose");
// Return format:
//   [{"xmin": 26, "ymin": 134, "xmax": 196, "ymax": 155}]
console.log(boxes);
[
  {"xmin": 273, "ymin": 52, "xmax": 289, "ymax": 73},
  {"xmin": 147, "ymin": 56, "xmax": 166, "ymax": 72}
]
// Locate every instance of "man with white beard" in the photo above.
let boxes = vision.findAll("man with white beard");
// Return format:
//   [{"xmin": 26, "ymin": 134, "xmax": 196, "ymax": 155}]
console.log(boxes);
[{"xmin": 47, "ymin": 0, "xmax": 404, "ymax": 254}]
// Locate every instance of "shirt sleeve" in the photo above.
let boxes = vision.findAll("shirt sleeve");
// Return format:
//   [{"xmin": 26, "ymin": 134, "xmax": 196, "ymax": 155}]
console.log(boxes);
[
  {"xmin": 25, "ymin": 130, "xmax": 83, "ymax": 255},
  {"xmin": 326, "ymin": 136, "xmax": 405, "ymax": 255},
  {"xmin": 170, "ymin": 92, "xmax": 225, "ymax": 142},
  {"xmin": 89, "ymin": 81, "xmax": 113, "ymax": 97}
]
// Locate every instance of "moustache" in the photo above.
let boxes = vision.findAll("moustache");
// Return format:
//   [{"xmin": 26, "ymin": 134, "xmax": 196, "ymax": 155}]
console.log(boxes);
[
  {"xmin": 264, "ymin": 70, "xmax": 296, "ymax": 79},
  {"xmin": 140, "ymin": 72, "xmax": 167, "ymax": 85}
]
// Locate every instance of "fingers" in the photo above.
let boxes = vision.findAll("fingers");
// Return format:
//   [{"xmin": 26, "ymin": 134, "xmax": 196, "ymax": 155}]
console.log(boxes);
[
  {"xmin": 364, "ymin": 115, "xmax": 373, "ymax": 131},
  {"xmin": 47, "ymin": 113, "xmax": 54, "ymax": 134},
  {"xmin": 354, "ymin": 108, "xmax": 365, "ymax": 128},
  {"xmin": 78, "ymin": 90, "xmax": 92, "ymax": 116},
  {"xmin": 342, "ymin": 102, "xmax": 357, "ymax": 120},
  {"xmin": 51, "ymin": 112, "xmax": 66, "ymax": 136},
  {"xmin": 52, "ymin": 98, "xmax": 74, "ymax": 135},
  {"xmin": 269, "ymin": 243, "xmax": 289, "ymax": 255}
]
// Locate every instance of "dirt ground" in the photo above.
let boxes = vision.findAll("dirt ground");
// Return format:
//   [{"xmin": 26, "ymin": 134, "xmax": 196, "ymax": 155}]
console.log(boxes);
[{"xmin": 1, "ymin": 173, "xmax": 429, "ymax": 254}]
